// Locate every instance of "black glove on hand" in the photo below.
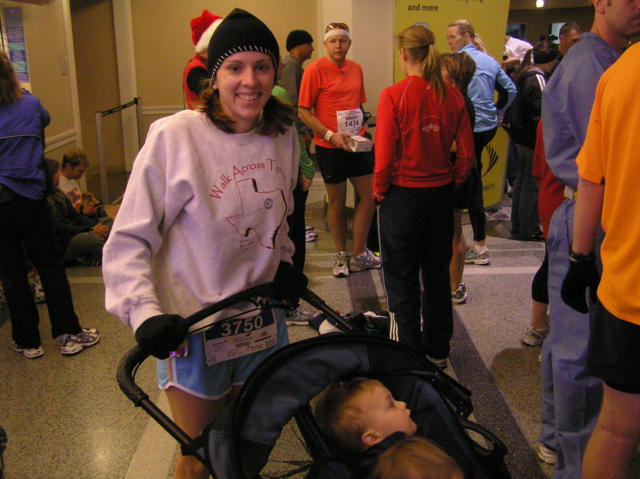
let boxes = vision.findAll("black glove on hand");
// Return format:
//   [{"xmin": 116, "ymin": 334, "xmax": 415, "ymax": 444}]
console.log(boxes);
[
  {"xmin": 561, "ymin": 256, "xmax": 600, "ymax": 314},
  {"xmin": 135, "ymin": 314, "xmax": 189, "ymax": 359},
  {"xmin": 273, "ymin": 261, "xmax": 308, "ymax": 307}
]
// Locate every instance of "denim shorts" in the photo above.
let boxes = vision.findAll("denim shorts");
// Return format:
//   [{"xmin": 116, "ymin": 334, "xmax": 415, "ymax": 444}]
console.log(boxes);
[{"xmin": 157, "ymin": 308, "xmax": 288, "ymax": 399}]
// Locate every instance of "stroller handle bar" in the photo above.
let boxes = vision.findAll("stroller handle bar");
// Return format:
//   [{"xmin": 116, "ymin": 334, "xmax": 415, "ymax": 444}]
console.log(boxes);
[{"xmin": 116, "ymin": 283, "xmax": 356, "ymax": 443}]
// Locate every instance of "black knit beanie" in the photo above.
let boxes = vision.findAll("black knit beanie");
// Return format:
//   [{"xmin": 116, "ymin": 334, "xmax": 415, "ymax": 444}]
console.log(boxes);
[
  {"xmin": 286, "ymin": 30, "xmax": 313, "ymax": 51},
  {"xmin": 207, "ymin": 8, "xmax": 280, "ymax": 80}
]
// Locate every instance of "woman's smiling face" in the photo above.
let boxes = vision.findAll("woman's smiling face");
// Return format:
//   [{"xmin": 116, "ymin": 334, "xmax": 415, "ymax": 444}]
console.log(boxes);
[{"xmin": 213, "ymin": 51, "xmax": 275, "ymax": 133}]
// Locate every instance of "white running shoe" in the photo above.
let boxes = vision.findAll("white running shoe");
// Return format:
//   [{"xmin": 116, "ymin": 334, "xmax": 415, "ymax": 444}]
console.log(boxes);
[
  {"xmin": 537, "ymin": 443, "xmax": 557, "ymax": 465},
  {"xmin": 464, "ymin": 246, "xmax": 490, "ymax": 265},
  {"xmin": 12, "ymin": 343, "xmax": 44, "ymax": 359},
  {"xmin": 451, "ymin": 283, "xmax": 468, "ymax": 304},
  {"xmin": 59, "ymin": 328, "xmax": 100, "ymax": 356},
  {"xmin": 349, "ymin": 249, "xmax": 381, "ymax": 272},
  {"xmin": 332, "ymin": 251, "xmax": 349, "ymax": 277}
]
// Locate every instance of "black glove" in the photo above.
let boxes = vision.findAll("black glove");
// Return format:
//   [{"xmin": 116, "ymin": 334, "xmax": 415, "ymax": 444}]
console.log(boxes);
[
  {"xmin": 135, "ymin": 314, "xmax": 189, "ymax": 359},
  {"xmin": 561, "ymin": 255, "xmax": 600, "ymax": 314},
  {"xmin": 273, "ymin": 261, "xmax": 308, "ymax": 307}
]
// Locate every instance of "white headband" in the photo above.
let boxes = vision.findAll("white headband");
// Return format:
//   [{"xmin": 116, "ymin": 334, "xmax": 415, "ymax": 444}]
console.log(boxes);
[{"xmin": 324, "ymin": 29, "xmax": 351, "ymax": 41}]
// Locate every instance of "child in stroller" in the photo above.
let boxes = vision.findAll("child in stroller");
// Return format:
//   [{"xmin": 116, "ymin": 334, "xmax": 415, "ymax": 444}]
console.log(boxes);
[
  {"xmin": 315, "ymin": 377, "xmax": 468, "ymax": 478},
  {"xmin": 373, "ymin": 436, "xmax": 464, "ymax": 479}
]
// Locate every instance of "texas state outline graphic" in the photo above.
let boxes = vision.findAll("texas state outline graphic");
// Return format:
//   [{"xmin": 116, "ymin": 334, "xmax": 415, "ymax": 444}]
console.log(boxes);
[{"xmin": 226, "ymin": 177, "xmax": 287, "ymax": 249}]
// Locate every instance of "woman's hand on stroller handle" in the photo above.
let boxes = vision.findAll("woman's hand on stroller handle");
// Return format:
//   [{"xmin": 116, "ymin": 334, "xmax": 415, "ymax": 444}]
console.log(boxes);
[
  {"xmin": 135, "ymin": 314, "xmax": 190, "ymax": 359},
  {"xmin": 273, "ymin": 261, "xmax": 308, "ymax": 309}
]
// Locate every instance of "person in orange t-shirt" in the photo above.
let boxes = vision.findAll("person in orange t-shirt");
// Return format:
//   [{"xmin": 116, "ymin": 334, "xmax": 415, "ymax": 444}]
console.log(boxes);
[
  {"xmin": 298, "ymin": 22, "xmax": 379, "ymax": 278},
  {"xmin": 565, "ymin": 42, "xmax": 640, "ymax": 479}
]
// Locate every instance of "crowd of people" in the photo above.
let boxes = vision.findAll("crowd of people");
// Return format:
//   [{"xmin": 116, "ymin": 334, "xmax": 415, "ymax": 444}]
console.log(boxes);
[{"xmin": 2, "ymin": 2, "xmax": 640, "ymax": 478}]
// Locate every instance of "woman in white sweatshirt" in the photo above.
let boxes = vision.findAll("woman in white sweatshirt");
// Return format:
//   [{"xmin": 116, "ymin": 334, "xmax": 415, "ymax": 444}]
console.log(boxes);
[{"xmin": 102, "ymin": 9, "xmax": 304, "ymax": 479}]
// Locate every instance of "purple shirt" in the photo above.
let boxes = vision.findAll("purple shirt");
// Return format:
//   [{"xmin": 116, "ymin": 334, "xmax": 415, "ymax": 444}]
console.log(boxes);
[{"xmin": 542, "ymin": 33, "xmax": 620, "ymax": 191}]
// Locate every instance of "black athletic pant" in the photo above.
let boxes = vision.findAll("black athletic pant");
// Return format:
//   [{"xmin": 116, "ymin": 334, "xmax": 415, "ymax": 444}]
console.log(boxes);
[
  {"xmin": 468, "ymin": 128, "xmax": 497, "ymax": 242},
  {"xmin": 380, "ymin": 183, "xmax": 454, "ymax": 359},
  {"xmin": 287, "ymin": 183, "xmax": 308, "ymax": 273},
  {"xmin": 0, "ymin": 194, "xmax": 81, "ymax": 348}
]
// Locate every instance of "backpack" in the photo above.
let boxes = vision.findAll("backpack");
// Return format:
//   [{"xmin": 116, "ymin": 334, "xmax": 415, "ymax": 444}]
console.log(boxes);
[{"xmin": 502, "ymin": 70, "xmax": 546, "ymax": 148}]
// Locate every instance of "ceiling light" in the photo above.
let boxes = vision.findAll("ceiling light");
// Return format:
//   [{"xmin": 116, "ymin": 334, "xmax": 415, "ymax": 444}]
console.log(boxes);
[{"xmin": 536, "ymin": 0, "xmax": 545, "ymax": 7}]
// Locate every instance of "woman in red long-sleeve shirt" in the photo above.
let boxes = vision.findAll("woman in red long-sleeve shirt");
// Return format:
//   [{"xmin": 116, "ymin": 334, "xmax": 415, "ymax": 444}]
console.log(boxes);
[{"xmin": 374, "ymin": 24, "xmax": 474, "ymax": 368}]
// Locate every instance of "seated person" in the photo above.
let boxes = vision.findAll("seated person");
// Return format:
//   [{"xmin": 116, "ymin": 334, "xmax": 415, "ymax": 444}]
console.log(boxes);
[
  {"xmin": 46, "ymin": 159, "xmax": 109, "ymax": 265},
  {"xmin": 315, "ymin": 377, "xmax": 417, "ymax": 459},
  {"xmin": 59, "ymin": 148, "xmax": 114, "ymax": 218},
  {"xmin": 373, "ymin": 436, "xmax": 464, "ymax": 479}
]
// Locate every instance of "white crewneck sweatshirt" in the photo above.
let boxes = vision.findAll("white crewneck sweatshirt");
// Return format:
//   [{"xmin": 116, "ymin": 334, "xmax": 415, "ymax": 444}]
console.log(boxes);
[{"xmin": 103, "ymin": 110, "xmax": 299, "ymax": 333}]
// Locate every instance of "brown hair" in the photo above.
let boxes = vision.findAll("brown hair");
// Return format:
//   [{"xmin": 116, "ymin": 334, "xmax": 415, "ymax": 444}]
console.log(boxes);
[
  {"xmin": 62, "ymin": 148, "xmax": 88, "ymax": 168},
  {"xmin": 315, "ymin": 377, "xmax": 381, "ymax": 455},
  {"xmin": 199, "ymin": 86, "xmax": 293, "ymax": 136},
  {"xmin": 440, "ymin": 52, "xmax": 476, "ymax": 94},
  {"xmin": 398, "ymin": 24, "xmax": 445, "ymax": 100},
  {"xmin": 0, "ymin": 52, "xmax": 23, "ymax": 106},
  {"xmin": 45, "ymin": 158, "xmax": 60, "ymax": 178},
  {"xmin": 373, "ymin": 436, "xmax": 464, "ymax": 479},
  {"xmin": 559, "ymin": 21, "xmax": 581, "ymax": 37}
]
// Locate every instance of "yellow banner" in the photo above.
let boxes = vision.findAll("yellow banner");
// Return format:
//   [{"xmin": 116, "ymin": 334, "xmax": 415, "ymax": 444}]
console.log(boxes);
[{"xmin": 394, "ymin": 0, "xmax": 511, "ymax": 208}]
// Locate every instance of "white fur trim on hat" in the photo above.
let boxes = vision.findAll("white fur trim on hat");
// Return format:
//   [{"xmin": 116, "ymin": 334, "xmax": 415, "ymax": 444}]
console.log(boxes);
[
  {"xmin": 324, "ymin": 29, "xmax": 351, "ymax": 41},
  {"xmin": 195, "ymin": 18, "xmax": 223, "ymax": 54}
]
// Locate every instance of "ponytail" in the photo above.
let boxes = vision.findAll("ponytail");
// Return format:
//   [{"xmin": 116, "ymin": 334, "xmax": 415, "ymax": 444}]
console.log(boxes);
[{"xmin": 398, "ymin": 24, "xmax": 445, "ymax": 100}]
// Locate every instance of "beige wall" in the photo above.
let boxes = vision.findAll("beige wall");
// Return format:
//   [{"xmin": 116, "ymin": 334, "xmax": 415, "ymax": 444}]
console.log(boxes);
[
  {"xmin": 131, "ymin": 0, "xmax": 318, "ymax": 112},
  {"xmin": 508, "ymin": 7, "xmax": 593, "ymax": 44},
  {"xmin": 1, "ymin": 1, "xmax": 77, "ymax": 150},
  {"xmin": 71, "ymin": 0, "xmax": 124, "ymax": 174}
]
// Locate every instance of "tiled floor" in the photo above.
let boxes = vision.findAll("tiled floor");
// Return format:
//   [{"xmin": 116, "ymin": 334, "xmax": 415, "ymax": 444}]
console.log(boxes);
[{"xmin": 1, "ymin": 178, "xmax": 626, "ymax": 478}]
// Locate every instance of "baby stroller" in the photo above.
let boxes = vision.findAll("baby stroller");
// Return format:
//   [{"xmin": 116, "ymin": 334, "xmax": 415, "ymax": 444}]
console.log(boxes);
[{"xmin": 117, "ymin": 284, "xmax": 510, "ymax": 479}]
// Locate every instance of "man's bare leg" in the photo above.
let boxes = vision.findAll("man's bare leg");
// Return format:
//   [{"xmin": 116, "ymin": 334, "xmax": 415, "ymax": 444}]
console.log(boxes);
[
  {"xmin": 324, "ymin": 181, "xmax": 348, "ymax": 252},
  {"xmin": 583, "ymin": 383, "xmax": 640, "ymax": 479},
  {"xmin": 349, "ymin": 174, "xmax": 375, "ymax": 256}
]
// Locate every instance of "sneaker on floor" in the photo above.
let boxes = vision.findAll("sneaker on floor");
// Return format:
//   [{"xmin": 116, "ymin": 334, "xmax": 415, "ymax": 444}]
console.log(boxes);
[
  {"xmin": 350, "ymin": 248, "xmax": 381, "ymax": 272},
  {"xmin": 520, "ymin": 325, "xmax": 550, "ymax": 346},
  {"xmin": 286, "ymin": 307, "xmax": 312, "ymax": 326},
  {"xmin": 332, "ymin": 251, "xmax": 350, "ymax": 278},
  {"xmin": 305, "ymin": 231, "xmax": 318, "ymax": 242},
  {"xmin": 537, "ymin": 443, "xmax": 557, "ymax": 465},
  {"xmin": 305, "ymin": 225, "xmax": 315, "ymax": 232},
  {"xmin": 426, "ymin": 355, "xmax": 448, "ymax": 369},
  {"xmin": 319, "ymin": 319, "xmax": 342, "ymax": 335},
  {"xmin": 12, "ymin": 343, "xmax": 44, "ymax": 359},
  {"xmin": 451, "ymin": 283, "xmax": 468, "ymax": 305},
  {"xmin": 58, "ymin": 327, "xmax": 100, "ymax": 356},
  {"xmin": 464, "ymin": 246, "xmax": 490, "ymax": 265}
]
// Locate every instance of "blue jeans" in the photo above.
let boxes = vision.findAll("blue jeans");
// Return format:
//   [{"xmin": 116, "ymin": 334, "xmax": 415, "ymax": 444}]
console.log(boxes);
[
  {"xmin": 379, "ymin": 183, "xmax": 454, "ymax": 359},
  {"xmin": 64, "ymin": 232, "xmax": 105, "ymax": 264}
]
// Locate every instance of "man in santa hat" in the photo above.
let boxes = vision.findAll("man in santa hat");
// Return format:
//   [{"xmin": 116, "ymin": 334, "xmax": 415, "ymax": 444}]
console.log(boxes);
[{"xmin": 183, "ymin": 9, "xmax": 222, "ymax": 110}]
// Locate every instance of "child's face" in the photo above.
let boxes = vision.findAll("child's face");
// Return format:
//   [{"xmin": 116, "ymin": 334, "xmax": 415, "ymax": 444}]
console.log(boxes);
[{"xmin": 359, "ymin": 382, "xmax": 417, "ymax": 445}]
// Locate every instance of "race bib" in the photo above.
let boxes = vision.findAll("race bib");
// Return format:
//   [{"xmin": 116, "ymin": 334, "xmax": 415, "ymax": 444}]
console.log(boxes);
[
  {"xmin": 203, "ymin": 309, "xmax": 277, "ymax": 367},
  {"xmin": 336, "ymin": 109, "xmax": 363, "ymax": 136}
]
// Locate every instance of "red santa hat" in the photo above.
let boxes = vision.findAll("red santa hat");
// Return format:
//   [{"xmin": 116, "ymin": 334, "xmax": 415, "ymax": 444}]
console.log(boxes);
[{"xmin": 190, "ymin": 10, "xmax": 223, "ymax": 54}]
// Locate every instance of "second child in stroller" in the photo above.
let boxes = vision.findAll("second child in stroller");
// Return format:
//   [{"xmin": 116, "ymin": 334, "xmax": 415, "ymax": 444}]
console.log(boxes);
[
  {"xmin": 316, "ymin": 377, "xmax": 462, "ymax": 478},
  {"xmin": 373, "ymin": 436, "xmax": 464, "ymax": 479}
]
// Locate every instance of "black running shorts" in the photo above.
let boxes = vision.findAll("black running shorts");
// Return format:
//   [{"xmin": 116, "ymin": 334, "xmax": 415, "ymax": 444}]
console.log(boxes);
[
  {"xmin": 315, "ymin": 145, "xmax": 374, "ymax": 184},
  {"xmin": 587, "ymin": 301, "xmax": 640, "ymax": 394}
]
